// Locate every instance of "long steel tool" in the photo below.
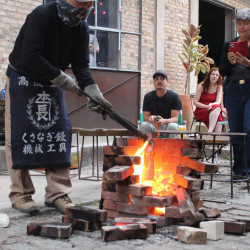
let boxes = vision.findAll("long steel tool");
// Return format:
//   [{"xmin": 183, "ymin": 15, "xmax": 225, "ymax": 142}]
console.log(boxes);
[{"xmin": 78, "ymin": 89, "xmax": 155, "ymax": 150}]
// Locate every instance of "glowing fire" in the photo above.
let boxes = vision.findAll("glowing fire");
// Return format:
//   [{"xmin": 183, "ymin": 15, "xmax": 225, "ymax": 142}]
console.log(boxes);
[
  {"xmin": 133, "ymin": 141, "xmax": 176, "ymax": 197},
  {"xmin": 154, "ymin": 207, "xmax": 165, "ymax": 216},
  {"xmin": 133, "ymin": 141, "xmax": 149, "ymax": 182}
]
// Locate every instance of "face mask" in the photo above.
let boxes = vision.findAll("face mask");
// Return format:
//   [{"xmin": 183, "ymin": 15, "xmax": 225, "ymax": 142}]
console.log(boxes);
[{"xmin": 56, "ymin": 0, "xmax": 92, "ymax": 27}]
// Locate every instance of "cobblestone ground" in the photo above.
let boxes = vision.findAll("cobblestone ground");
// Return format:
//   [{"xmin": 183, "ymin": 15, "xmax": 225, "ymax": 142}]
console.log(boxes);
[{"xmin": 1, "ymin": 158, "xmax": 250, "ymax": 250}]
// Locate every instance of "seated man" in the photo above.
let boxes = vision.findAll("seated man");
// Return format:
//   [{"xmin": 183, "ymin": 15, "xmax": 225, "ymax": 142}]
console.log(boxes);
[{"xmin": 140, "ymin": 70, "xmax": 182, "ymax": 138}]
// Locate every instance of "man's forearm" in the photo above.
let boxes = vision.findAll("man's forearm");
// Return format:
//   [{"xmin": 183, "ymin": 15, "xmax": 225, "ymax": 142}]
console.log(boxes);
[{"xmin": 163, "ymin": 117, "xmax": 178, "ymax": 124}]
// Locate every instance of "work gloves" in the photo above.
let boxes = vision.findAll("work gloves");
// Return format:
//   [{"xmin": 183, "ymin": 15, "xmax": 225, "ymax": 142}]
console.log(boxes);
[
  {"xmin": 84, "ymin": 84, "xmax": 112, "ymax": 114},
  {"xmin": 50, "ymin": 71, "xmax": 82, "ymax": 96}
]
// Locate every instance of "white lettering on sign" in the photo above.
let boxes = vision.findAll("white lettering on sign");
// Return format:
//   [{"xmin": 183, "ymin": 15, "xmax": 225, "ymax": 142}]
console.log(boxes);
[
  {"xmin": 35, "ymin": 91, "xmax": 52, "ymax": 122},
  {"xmin": 21, "ymin": 131, "xmax": 67, "ymax": 154},
  {"xmin": 27, "ymin": 92, "xmax": 60, "ymax": 130},
  {"xmin": 18, "ymin": 76, "xmax": 29, "ymax": 86}
]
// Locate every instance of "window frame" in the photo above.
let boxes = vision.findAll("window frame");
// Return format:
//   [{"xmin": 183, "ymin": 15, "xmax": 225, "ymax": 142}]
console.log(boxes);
[
  {"xmin": 89, "ymin": 0, "xmax": 142, "ymax": 71},
  {"xmin": 42, "ymin": 0, "xmax": 142, "ymax": 72}
]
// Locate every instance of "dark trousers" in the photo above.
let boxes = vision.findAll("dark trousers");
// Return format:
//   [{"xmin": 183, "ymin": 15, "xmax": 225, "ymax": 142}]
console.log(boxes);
[{"xmin": 225, "ymin": 82, "xmax": 250, "ymax": 175}]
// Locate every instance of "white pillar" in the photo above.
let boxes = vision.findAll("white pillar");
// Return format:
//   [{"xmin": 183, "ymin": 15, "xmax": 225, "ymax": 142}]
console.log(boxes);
[
  {"xmin": 189, "ymin": 0, "xmax": 199, "ymax": 94},
  {"xmin": 155, "ymin": 0, "xmax": 165, "ymax": 70}
]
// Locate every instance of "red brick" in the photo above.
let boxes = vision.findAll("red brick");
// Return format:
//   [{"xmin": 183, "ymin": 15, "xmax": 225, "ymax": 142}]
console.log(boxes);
[
  {"xmin": 131, "ymin": 195, "xmax": 144, "ymax": 205},
  {"xmin": 62, "ymin": 216, "xmax": 88, "ymax": 232},
  {"xmin": 165, "ymin": 205, "xmax": 182, "ymax": 218},
  {"xmin": 153, "ymin": 147, "xmax": 182, "ymax": 157},
  {"xmin": 27, "ymin": 221, "xmax": 73, "ymax": 239},
  {"xmin": 177, "ymin": 226, "xmax": 207, "ymax": 244},
  {"xmin": 236, "ymin": 218, "xmax": 250, "ymax": 232},
  {"xmin": 143, "ymin": 195, "xmax": 176, "ymax": 207},
  {"xmin": 182, "ymin": 157, "xmax": 219, "ymax": 173},
  {"xmin": 148, "ymin": 215, "xmax": 175, "ymax": 228},
  {"xmin": 116, "ymin": 183, "xmax": 152, "ymax": 196},
  {"xmin": 103, "ymin": 199, "xmax": 117, "ymax": 211},
  {"xmin": 119, "ymin": 174, "xmax": 140, "ymax": 185},
  {"xmin": 106, "ymin": 209, "xmax": 146, "ymax": 219},
  {"xmin": 174, "ymin": 174, "xmax": 203, "ymax": 190},
  {"xmin": 101, "ymin": 191, "xmax": 129, "ymax": 203},
  {"xmin": 189, "ymin": 191, "xmax": 200, "ymax": 201},
  {"xmin": 176, "ymin": 165, "xmax": 192, "ymax": 176},
  {"xmin": 116, "ymin": 202, "xmax": 148, "ymax": 215},
  {"xmin": 65, "ymin": 206, "xmax": 107, "ymax": 223},
  {"xmin": 176, "ymin": 187, "xmax": 198, "ymax": 224},
  {"xmin": 102, "ymin": 181, "xmax": 116, "ymax": 192},
  {"xmin": 193, "ymin": 200, "xmax": 203, "ymax": 211},
  {"xmin": 224, "ymin": 221, "xmax": 246, "ymax": 235},
  {"xmin": 115, "ymin": 217, "xmax": 156, "ymax": 234},
  {"xmin": 101, "ymin": 224, "xmax": 148, "ymax": 242},
  {"xmin": 103, "ymin": 165, "xmax": 134, "ymax": 182},
  {"xmin": 115, "ymin": 155, "xmax": 141, "ymax": 165},
  {"xmin": 103, "ymin": 146, "xmax": 124, "ymax": 155},
  {"xmin": 182, "ymin": 147, "xmax": 199, "ymax": 158},
  {"xmin": 200, "ymin": 208, "xmax": 221, "ymax": 218}
]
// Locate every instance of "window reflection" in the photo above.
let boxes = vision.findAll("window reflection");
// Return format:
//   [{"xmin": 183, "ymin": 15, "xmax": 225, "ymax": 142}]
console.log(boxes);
[
  {"xmin": 96, "ymin": 31, "xmax": 119, "ymax": 68},
  {"xmin": 88, "ymin": 0, "xmax": 118, "ymax": 29}
]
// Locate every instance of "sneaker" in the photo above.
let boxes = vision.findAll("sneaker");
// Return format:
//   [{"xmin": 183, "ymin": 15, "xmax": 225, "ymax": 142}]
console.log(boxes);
[
  {"xmin": 45, "ymin": 195, "xmax": 74, "ymax": 214},
  {"xmin": 12, "ymin": 196, "xmax": 39, "ymax": 214}
]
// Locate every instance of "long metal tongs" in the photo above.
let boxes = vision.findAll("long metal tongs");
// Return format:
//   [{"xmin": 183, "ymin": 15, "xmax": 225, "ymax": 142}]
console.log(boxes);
[{"xmin": 79, "ymin": 89, "xmax": 155, "ymax": 150}]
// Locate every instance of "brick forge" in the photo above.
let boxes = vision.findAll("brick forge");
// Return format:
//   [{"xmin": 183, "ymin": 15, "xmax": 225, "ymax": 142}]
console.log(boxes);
[{"xmin": 101, "ymin": 137, "xmax": 221, "ymax": 227}]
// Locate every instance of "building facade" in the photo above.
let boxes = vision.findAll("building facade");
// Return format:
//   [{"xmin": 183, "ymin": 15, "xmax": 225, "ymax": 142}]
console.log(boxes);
[{"xmin": 1, "ymin": 0, "xmax": 250, "ymax": 102}]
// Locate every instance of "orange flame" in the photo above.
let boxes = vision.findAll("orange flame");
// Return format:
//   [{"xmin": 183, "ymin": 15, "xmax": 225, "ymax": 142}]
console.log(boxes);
[
  {"xmin": 133, "ymin": 141, "xmax": 148, "ymax": 183},
  {"xmin": 154, "ymin": 207, "xmax": 165, "ymax": 216},
  {"xmin": 133, "ymin": 140, "xmax": 175, "ymax": 199}
]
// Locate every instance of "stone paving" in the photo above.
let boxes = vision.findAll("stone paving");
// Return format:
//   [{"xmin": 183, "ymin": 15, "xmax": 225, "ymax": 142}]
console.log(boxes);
[{"xmin": 1, "ymin": 159, "xmax": 250, "ymax": 249}]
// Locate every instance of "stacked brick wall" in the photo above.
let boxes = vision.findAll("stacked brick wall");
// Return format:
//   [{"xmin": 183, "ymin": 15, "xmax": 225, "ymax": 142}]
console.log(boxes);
[{"xmin": 0, "ymin": 0, "xmax": 41, "ymax": 89}]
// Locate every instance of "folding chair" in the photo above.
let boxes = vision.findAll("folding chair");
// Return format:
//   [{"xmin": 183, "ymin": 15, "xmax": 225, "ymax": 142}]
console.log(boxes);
[{"xmin": 189, "ymin": 93, "xmax": 203, "ymax": 132}]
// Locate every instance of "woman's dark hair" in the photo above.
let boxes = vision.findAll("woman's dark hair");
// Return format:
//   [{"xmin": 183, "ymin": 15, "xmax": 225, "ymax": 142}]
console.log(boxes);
[{"xmin": 202, "ymin": 67, "xmax": 222, "ymax": 91}]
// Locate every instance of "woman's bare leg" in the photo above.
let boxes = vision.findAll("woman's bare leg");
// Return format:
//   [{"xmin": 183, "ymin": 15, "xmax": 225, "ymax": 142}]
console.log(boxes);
[{"xmin": 208, "ymin": 107, "xmax": 221, "ymax": 132}]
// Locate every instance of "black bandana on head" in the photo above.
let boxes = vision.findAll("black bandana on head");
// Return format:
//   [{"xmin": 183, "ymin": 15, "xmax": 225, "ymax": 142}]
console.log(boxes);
[{"xmin": 56, "ymin": 0, "xmax": 92, "ymax": 27}]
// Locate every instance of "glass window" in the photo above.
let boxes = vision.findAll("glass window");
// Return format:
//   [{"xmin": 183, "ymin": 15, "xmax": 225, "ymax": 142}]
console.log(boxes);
[
  {"xmin": 88, "ymin": 0, "xmax": 119, "ymax": 29},
  {"xmin": 96, "ymin": 31, "xmax": 119, "ymax": 68},
  {"xmin": 43, "ymin": 0, "xmax": 142, "ymax": 71}
]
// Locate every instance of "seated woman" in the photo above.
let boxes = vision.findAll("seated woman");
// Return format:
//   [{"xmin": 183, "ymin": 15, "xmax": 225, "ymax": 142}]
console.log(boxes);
[{"xmin": 193, "ymin": 67, "xmax": 225, "ymax": 132}]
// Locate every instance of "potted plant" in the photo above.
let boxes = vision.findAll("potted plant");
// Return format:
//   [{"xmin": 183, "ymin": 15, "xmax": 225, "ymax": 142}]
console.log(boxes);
[{"xmin": 178, "ymin": 24, "xmax": 214, "ymax": 130}]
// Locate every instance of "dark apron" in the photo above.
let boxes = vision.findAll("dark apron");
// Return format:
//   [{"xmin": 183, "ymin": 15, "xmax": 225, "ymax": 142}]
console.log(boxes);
[{"xmin": 9, "ymin": 69, "xmax": 72, "ymax": 169}]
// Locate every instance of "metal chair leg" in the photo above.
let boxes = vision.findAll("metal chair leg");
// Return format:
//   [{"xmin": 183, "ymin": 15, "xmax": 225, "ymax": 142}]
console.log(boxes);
[{"xmin": 243, "ymin": 136, "xmax": 249, "ymax": 193}]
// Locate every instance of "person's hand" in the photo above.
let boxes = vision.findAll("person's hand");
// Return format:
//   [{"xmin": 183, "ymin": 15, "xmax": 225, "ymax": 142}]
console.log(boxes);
[
  {"xmin": 222, "ymin": 107, "xmax": 227, "ymax": 115},
  {"xmin": 154, "ymin": 116, "xmax": 163, "ymax": 129},
  {"xmin": 235, "ymin": 52, "xmax": 250, "ymax": 67},
  {"xmin": 207, "ymin": 104, "xmax": 212, "ymax": 110},
  {"xmin": 148, "ymin": 115, "xmax": 155, "ymax": 123},
  {"xmin": 89, "ymin": 43, "xmax": 94, "ymax": 54},
  {"xmin": 50, "ymin": 71, "xmax": 82, "ymax": 96},
  {"xmin": 84, "ymin": 84, "xmax": 112, "ymax": 113},
  {"xmin": 227, "ymin": 52, "xmax": 238, "ymax": 65}
]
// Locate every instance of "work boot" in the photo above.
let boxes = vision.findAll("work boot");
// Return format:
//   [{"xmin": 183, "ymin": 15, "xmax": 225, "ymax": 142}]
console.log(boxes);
[
  {"xmin": 12, "ymin": 196, "xmax": 39, "ymax": 215},
  {"xmin": 45, "ymin": 195, "xmax": 74, "ymax": 214}
]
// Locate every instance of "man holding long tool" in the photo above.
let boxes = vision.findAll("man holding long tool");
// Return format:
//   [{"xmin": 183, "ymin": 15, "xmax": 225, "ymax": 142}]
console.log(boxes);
[{"xmin": 5, "ymin": 0, "xmax": 111, "ymax": 214}]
